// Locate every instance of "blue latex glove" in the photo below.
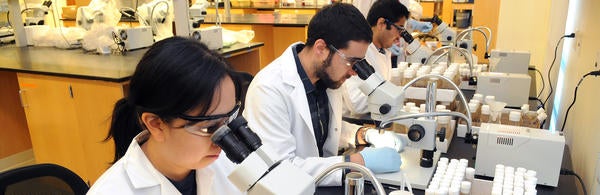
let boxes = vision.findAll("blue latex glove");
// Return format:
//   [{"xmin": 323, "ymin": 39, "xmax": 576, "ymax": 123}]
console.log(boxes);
[
  {"xmin": 359, "ymin": 147, "xmax": 401, "ymax": 173},
  {"xmin": 408, "ymin": 19, "xmax": 433, "ymax": 33},
  {"xmin": 390, "ymin": 43, "xmax": 404, "ymax": 56}
]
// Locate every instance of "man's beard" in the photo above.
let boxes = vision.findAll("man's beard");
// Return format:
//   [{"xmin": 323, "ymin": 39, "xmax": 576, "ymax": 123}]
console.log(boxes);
[{"xmin": 316, "ymin": 53, "xmax": 346, "ymax": 89}]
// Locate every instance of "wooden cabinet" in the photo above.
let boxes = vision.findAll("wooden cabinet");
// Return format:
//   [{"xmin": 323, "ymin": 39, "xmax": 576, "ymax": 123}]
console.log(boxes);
[
  {"xmin": 422, "ymin": 0, "xmax": 499, "ymax": 63},
  {"xmin": 17, "ymin": 73, "xmax": 124, "ymax": 184},
  {"xmin": 0, "ymin": 71, "xmax": 32, "ymax": 159}
]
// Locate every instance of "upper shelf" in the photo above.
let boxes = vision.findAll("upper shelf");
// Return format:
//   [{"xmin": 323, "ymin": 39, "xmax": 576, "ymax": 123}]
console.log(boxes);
[{"xmin": 452, "ymin": 3, "xmax": 474, "ymax": 10}]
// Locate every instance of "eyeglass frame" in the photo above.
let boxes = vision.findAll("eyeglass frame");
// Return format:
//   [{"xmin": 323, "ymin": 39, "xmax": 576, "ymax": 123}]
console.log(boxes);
[
  {"xmin": 175, "ymin": 101, "xmax": 241, "ymax": 137},
  {"xmin": 384, "ymin": 18, "xmax": 406, "ymax": 33},
  {"xmin": 327, "ymin": 45, "xmax": 365, "ymax": 67}
]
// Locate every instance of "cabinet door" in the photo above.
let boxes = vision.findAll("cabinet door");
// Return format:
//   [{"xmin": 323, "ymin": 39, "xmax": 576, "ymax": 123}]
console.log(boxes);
[
  {"xmin": 17, "ymin": 73, "xmax": 89, "ymax": 181},
  {"xmin": 70, "ymin": 80, "xmax": 124, "ymax": 184}
]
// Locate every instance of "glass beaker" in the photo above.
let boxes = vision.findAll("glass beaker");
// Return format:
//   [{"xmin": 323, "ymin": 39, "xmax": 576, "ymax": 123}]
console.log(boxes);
[{"xmin": 345, "ymin": 172, "xmax": 364, "ymax": 195}]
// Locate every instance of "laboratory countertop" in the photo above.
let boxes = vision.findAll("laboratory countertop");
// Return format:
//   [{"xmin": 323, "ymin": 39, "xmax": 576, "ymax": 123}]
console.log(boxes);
[
  {"xmin": 0, "ymin": 42, "xmax": 263, "ymax": 82},
  {"xmin": 203, "ymin": 14, "xmax": 312, "ymax": 26},
  {"xmin": 316, "ymin": 118, "xmax": 578, "ymax": 194}
]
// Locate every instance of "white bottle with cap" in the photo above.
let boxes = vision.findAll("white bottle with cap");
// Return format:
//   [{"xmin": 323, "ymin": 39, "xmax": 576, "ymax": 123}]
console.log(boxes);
[
  {"xmin": 480, "ymin": 105, "xmax": 490, "ymax": 124},
  {"xmin": 402, "ymin": 69, "xmax": 416, "ymax": 86},
  {"xmin": 416, "ymin": 69, "xmax": 428, "ymax": 87},
  {"xmin": 436, "ymin": 105, "xmax": 447, "ymax": 112},
  {"xmin": 391, "ymin": 68, "xmax": 404, "ymax": 86},
  {"xmin": 459, "ymin": 181, "xmax": 471, "ymax": 195},
  {"xmin": 462, "ymin": 103, "xmax": 480, "ymax": 125},
  {"xmin": 508, "ymin": 111, "xmax": 522, "ymax": 126},
  {"xmin": 405, "ymin": 102, "xmax": 416, "ymax": 112},
  {"xmin": 485, "ymin": 95, "xmax": 496, "ymax": 105},
  {"xmin": 472, "ymin": 94, "xmax": 484, "ymax": 103}
]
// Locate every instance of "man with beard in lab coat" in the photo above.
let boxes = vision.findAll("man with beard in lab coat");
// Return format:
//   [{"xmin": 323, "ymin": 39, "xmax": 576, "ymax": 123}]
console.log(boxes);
[
  {"xmin": 342, "ymin": 0, "xmax": 409, "ymax": 115},
  {"xmin": 242, "ymin": 3, "xmax": 406, "ymax": 186}
]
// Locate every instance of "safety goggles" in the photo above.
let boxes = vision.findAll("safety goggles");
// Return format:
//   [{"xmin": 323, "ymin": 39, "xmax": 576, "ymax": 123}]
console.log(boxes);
[
  {"xmin": 385, "ymin": 18, "xmax": 406, "ymax": 33},
  {"xmin": 328, "ymin": 45, "xmax": 365, "ymax": 67},
  {"xmin": 177, "ymin": 101, "xmax": 241, "ymax": 137}
]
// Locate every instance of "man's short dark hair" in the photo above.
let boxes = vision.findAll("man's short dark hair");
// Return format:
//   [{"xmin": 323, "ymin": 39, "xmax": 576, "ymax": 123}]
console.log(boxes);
[
  {"xmin": 366, "ymin": 0, "xmax": 410, "ymax": 27},
  {"xmin": 306, "ymin": 3, "xmax": 372, "ymax": 49}
]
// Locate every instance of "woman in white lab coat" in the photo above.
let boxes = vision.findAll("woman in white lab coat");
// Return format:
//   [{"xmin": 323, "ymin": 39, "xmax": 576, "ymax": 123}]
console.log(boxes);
[
  {"xmin": 342, "ymin": 0, "xmax": 410, "ymax": 115},
  {"xmin": 88, "ymin": 37, "xmax": 243, "ymax": 195}
]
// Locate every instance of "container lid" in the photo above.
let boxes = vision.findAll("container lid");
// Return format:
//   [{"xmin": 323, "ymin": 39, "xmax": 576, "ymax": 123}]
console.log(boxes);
[
  {"xmin": 398, "ymin": 61, "xmax": 409, "ymax": 69},
  {"xmin": 521, "ymin": 104, "xmax": 529, "ymax": 112},
  {"xmin": 410, "ymin": 63, "xmax": 421, "ymax": 69},
  {"xmin": 536, "ymin": 107, "xmax": 545, "ymax": 115},
  {"xmin": 420, "ymin": 104, "xmax": 426, "ymax": 113},
  {"xmin": 468, "ymin": 103, "xmax": 478, "ymax": 113},
  {"xmin": 436, "ymin": 105, "xmax": 447, "ymax": 111},
  {"xmin": 473, "ymin": 94, "xmax": 484, "ymax": 102},
  {"xmin": 410, "ymin": 107, "xmax": 421, "ymax": 113},
  {"xmin": 481, "ymin": 105, "xmax": 491, "ymax": 115},
  {"xmin": 406, "ymin": 102, "xmax": 416, "ymax": 108},
  {"xmin": 537, "ymin": 112, "xmax": 547, "ymax": 121},
  {"xmin": 485, "ymin": 95, "xmax": 496, "ymax": 104},
  {"xmin": 509, "ymin": 111, "xmax": 522, "ymax": 122}
]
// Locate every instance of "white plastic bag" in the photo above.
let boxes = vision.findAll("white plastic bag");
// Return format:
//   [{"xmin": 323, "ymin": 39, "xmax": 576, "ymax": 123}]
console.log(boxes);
[{"xmin": 222, "ymin": 28, "xmax": 255, "ymax": 46}]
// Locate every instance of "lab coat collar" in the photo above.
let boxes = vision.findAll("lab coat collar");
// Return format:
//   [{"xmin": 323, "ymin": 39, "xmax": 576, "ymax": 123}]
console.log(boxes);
[
  {"xmin": 281, "ymin": 42, "xmax": 307, "ymax": 87},
  {"xmin": 369, "ymin": 43, "xmax": 389, "ymax": 57},
  {"xmin": 123, "ymin": 131, "xmax": 164, "ymax": 189},
  {"xmin": 280, "ymin": 42, "xmax": 315, "ymax": 136},
  {"xmin": 123, "ymin": 131, "xmax": 216, "ymax": 194}
]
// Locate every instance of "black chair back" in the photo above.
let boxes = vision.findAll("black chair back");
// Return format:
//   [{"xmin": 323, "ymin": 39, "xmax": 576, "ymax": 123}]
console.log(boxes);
[{"xmin": 0, "ymin": 163, "xmax": 89, "ymax": 195}]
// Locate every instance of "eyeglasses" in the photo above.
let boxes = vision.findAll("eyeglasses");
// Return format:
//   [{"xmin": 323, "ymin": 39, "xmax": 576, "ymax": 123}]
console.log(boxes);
[
  {"xmin": 176, "ymin": 101, "xmax": 241, "ymax": 137},
  {"xmin": 328, "ymin": 45, "xmax": 364, "ymax": 67},
  {"xmin": 385, "ymin": 18, "xmax": 405, "ymax": 33}
]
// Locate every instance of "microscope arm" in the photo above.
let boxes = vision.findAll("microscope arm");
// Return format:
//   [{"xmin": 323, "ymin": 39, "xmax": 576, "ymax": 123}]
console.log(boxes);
[{"xmin": 456, "ymin": 27, "xmax": 491, "ymax": 59}]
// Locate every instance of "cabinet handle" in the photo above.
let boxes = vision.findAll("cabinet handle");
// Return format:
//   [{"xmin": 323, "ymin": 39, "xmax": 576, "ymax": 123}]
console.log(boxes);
[
  {"xmin": 19, "ymin": 89, "xmax": 28, "ymax": 108},
  {"xmin": 68, "ymin": 85, "xmax": 74, "ymax": 98}
]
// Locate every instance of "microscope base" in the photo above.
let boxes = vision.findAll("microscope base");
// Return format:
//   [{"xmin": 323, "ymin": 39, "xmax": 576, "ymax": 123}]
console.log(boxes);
[{"xmin": 375, "ymin": 146, "xmax": 440, "ymax": 190}]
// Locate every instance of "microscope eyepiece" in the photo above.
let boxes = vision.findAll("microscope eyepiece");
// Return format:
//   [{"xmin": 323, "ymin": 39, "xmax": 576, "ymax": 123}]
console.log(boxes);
[
  {"xmin": 432, "ymin": 15, "xmax": 442, "ymax": 25},
  {"xmin": 400, "ymin": 30, "xmax": 414, "ymax": 44},
  {"xmin": 211, "ymin": 126, "xmax": 252, "ymax": 164},
  {"xmin": 228, "ymin": 116, "xmax": 262, "ymax": 151},
  {"xmin": 352, "ymin": 59, "xmax": 375, "ymax": 80}
]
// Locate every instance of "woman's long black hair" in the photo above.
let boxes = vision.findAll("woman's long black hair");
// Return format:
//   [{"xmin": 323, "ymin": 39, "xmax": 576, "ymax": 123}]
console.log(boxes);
[{"xmin": 106, "ymin": 37, "xmax": 236, "ymax": 163}]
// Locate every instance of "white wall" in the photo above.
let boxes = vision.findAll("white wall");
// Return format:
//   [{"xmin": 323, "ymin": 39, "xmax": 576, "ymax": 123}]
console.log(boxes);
[
  {"xmin": 551, "ymin": 0, "xmax": 600, "ymax": 194},
  {"xmin": 496, "ymin": 0, "xmax": 600, "ymax": 194},
  {"xmin": 495, "ymin": 0, "xmax": 568, "ymax": 117},
  {"xmin": 496, "ymin": 0, "xmax": 552, "ymax": 69}
]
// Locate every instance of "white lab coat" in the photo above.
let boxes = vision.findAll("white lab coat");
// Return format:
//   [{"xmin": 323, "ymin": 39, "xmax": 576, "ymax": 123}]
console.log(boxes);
[
  {"xmin": 88, "ymin": 131, "xmax": 243, "ymax": 195},
  {"xmin": 342, "ymin": 43, "xmax": 392, "ymax": 115},
  {"xmin": 242, "ymin": 42, "xmax": 361, "ymax": 186}
]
